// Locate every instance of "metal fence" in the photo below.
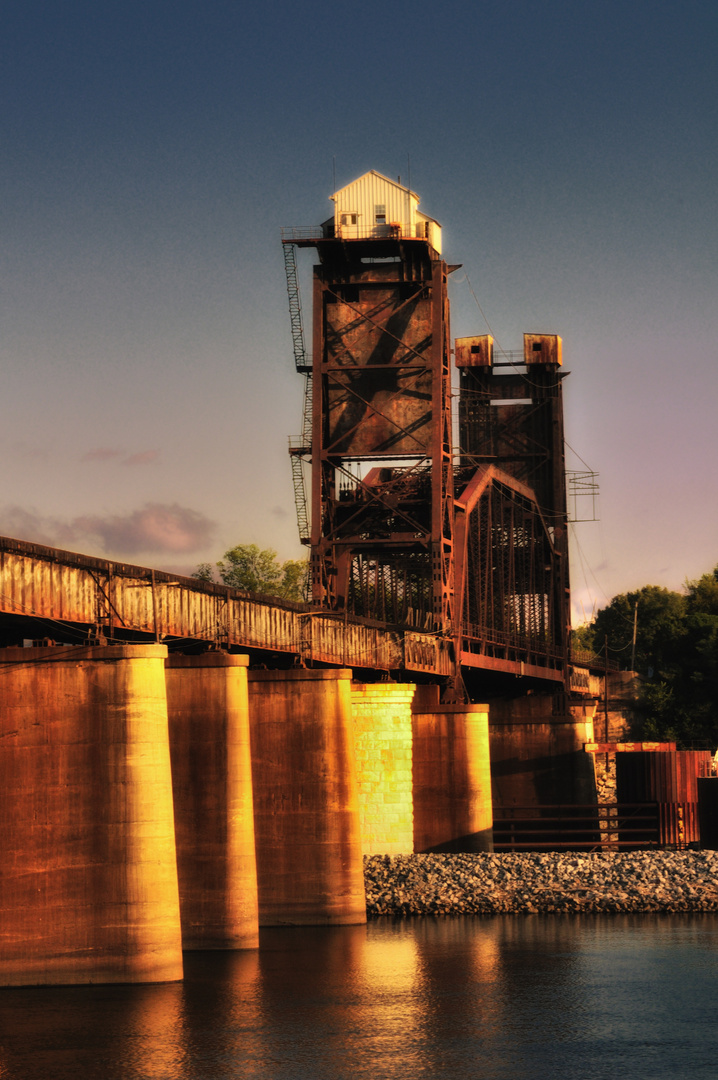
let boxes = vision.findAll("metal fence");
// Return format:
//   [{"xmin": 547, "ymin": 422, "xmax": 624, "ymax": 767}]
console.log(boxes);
[{"xmin": 492, "ymin": 803, "xmax": 662, "ymax": 852}]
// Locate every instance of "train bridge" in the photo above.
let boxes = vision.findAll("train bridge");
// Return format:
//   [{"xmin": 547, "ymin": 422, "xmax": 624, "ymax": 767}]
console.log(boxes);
[
  {"xmin": 0, "ymin": 531, "xmax": 583, "ymax": 688},
  {"xmin": 0, "ymin": 169, "xmax": 600, "ymax": 702},
  {"xmin": 0, "ymin": 171, "xmax": 606, "ymax": 986}
]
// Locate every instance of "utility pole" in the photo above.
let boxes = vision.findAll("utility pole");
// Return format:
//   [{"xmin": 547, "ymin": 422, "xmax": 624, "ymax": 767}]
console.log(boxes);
[
  {"xmin": 604, "ymin": 634, "xmax": 610, "ymax": 769},
  {"xmin": 630, "ymin": 600, "xmax": 638, "ymax": 672}
]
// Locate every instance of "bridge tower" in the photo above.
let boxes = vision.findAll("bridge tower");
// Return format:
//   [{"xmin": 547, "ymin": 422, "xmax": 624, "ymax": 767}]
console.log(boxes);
[
  {"xmin": 455, "ymin": 333, "xmax": 571, "ymax": 677},
  {"xmin": 284, "ymin": 171, "xmax": 455, "ymax": 632},
  {"xmin": 283, "ymin": 172, "xmax": 573, "ymax": 694}
]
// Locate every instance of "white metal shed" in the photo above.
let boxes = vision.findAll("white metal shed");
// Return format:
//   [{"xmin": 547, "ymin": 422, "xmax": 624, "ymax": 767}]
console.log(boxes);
[{"xmin": 328, "ymin": 170, "xmax": 442, "ymax": 253}]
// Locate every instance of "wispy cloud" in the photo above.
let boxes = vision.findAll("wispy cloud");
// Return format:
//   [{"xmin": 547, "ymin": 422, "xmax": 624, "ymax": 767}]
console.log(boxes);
[
  {"xmin": 123, "ymin": 449, "xmax": 161, "ymax": 467},
  {"xmin": 0, "ymin": 507, "xmax": 78, "ymax": 549},
  {"xmin": 0, "ymin": 503, "xmax": 215, "ymax": 556},
  {"xmin": 82, "ymin": 447, "xmax": 161, "ymax": 466},
  {"xmin": 81, "ymin": 447, "xmax": 124, "ymax": 462}
]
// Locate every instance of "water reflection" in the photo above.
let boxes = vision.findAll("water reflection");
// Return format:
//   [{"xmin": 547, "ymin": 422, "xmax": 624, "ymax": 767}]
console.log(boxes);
[{"xmin": 1, "ymin": 916, "xmax": 718, "ymax": 1079}]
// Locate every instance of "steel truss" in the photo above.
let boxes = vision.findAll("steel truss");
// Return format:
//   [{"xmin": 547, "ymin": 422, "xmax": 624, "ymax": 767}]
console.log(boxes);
[
  {"xmin": 307, "ymin": 239, "xmax": 455, "ymax": 634},
  {"xmin": 284, "ymin": 233, "xmax": 571, "ymax": 691}
]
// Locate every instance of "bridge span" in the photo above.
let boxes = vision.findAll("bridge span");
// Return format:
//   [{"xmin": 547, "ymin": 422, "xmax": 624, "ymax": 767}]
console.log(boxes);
[
  {"xmin": 0, "ymin": 170, "xmax": 606, "ymax": 987},
  {"xmin": 0, "ymin": 533, "xmax": 578, "ymax": 688}
]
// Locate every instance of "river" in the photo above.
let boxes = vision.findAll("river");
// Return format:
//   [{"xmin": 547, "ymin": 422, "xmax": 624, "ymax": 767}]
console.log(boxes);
[{"xmin": 1, "ymin": 915, "xmax": 717, "ymax": 1079}]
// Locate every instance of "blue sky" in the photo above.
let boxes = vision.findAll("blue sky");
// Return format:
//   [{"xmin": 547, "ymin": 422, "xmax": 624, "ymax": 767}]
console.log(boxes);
[{"xmin": 2, "ymin": 0, "xmax": 717, "ymax": 621}]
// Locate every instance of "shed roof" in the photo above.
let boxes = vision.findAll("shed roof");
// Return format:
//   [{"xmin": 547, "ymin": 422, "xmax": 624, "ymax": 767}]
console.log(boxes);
[{"xmin": 329, "ymin": 169, "xmax": 420, "ymax": 203}]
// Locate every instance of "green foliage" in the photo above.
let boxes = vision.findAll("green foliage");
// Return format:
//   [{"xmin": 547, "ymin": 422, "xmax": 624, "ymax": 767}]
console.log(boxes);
[
  {"xmin": 570, "ymin": 623, "xmax": 596, "ymax": 657},
  {"xmin": 194, "ymin": 544, "xmax": 308, "ymax": 602},
  {"xmin": 579, "ymin": 567, "xmax": 718, "ymax": 748},
  {"xmin": 191, "ymin": 563, "xmax": 215, "ymax": 583},
  {"xmin": 586, "ymin": 585, "xmax": 687, "ymax": 677},
  {"xmin": 686, "ymin": 566, "xmax": 718, "ymax": 617}
]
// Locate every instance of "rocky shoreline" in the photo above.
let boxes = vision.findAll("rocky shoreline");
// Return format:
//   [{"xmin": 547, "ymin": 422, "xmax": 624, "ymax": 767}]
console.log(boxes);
[{"xmin": 364, "ymin": 851, "xmax": 718, "ymax": 916}]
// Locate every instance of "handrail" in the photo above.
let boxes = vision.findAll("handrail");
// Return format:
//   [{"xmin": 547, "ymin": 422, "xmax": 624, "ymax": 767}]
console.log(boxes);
[{"xmin": 280, "ymin": 227, "xmax": 325, "ymax": 241}]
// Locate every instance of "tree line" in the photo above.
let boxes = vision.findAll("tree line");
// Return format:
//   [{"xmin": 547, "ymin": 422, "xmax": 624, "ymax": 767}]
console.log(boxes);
[{"xmin": 573, "ymin": 564, "xmax": 718, "ymax": 748}]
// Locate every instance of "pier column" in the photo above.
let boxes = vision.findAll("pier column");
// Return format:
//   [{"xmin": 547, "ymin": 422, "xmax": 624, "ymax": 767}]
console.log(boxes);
[
  {"xmin": 488, "ymin": 694, "xmax": 598, "ymax": 809},
  {"xmin": 412, "ymin": 692, "xmax": 493, "ymax": 853},
  {"xmin": 350, "ymin": 683, "xmax": 415, "ymax": 855},
  {"xmin": 247, "ymin": 669, "xmax": 366, "ymax": 926},
  {"xmin": 165, "ymin": 652, "xmax": 258, "ymax": 950},
  {"xmin": 0, "ymin": 645, "xmax": 183, "ymax": 986}
]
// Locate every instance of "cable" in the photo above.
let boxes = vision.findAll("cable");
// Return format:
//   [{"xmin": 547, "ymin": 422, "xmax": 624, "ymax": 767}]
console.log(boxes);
[{"xmin": 456, "ymin": 272, "xmax": 564, "ymax": 390}]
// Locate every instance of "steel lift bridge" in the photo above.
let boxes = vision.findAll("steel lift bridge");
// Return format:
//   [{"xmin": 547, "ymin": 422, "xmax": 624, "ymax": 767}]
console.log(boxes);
[
  {"xmin": 282, "ymin": 171, "xmax": 574, "ymax": 700},
  {"xmin": 0, "ymin": 172, "xmax": 591, "ymax": 704}
]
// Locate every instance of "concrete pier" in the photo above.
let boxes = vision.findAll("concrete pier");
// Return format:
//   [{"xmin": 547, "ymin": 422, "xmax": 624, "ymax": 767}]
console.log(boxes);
[
  {"xmin": 351, "ymin": 683, "xmax": 416, "ymax": 855},
  {"xmin": 165, "ymin": 652, "xmax": 259, "ymax": 950},
  {"xmin": 412, "ymin": 698, "xmax": 493, "ymax": 853},
  {"xmin": 0, "ymin": 645, "xmax": 183, "ymax": 986},
  {"xmin": 247, "ymin": 668, "xmax": 366, "ymax": 926},
  {"xmin": 488, "ymin": 694, "xmax": 597, "ymax": 809}
]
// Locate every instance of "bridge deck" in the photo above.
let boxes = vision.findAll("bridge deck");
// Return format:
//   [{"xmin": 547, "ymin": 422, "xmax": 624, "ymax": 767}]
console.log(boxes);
[{"xmin": 0, "ymin": 536, "xmax": 568, "ymax": 684}]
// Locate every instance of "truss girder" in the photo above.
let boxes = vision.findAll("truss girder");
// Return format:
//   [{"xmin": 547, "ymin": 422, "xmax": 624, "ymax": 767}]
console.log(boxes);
[
  {"xmin": 285, "ymin": 231, "xmax": 571, "ymax": 693},
  {"xmin": 307, "ymin": 244, "xmax": 454, "ymax": 632}
]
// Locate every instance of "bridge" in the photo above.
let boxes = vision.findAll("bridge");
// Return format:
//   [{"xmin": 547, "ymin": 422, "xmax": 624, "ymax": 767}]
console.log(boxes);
[
  {"xmin": 0, "ymin": 531, "xmax": 578, "ymax": 687},
  {"xmin": 0, "ymin": 171, "xmax": 605, "ymax": 988},
  {"xmin": 0, "ymin": 169, "xmax": 601, "ymax": 697}
]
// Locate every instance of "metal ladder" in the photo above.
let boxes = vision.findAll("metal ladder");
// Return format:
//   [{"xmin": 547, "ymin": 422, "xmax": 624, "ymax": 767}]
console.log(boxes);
[
  {"xmin": 283, "ymin": 240, "xmax": 312, "ymax": 545},
  {"xmin": 282, "ymin": 241, "xmax": 310, "ymax": 373}
]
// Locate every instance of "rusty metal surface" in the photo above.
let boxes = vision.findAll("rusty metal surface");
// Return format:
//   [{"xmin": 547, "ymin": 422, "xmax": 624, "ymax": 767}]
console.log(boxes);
[
  {"xmin": 616, "ymin": 751, "xmax": 713, "ymax": 846},
  {"xmin": 0, "ymin": 530, "xmax": 576, "ymax": 685},
  {"xmin": 307, "ymin": 237, "xmax": 456, "ymax": 647},
  {"xmin": 404, "ymin": 631, "xmax": 454, "ymax": 676},
  {"xmin": 325, "ymin": 288, "xmax": 434, "ymax": 456},
  {"xmin": 0, "ymin": 535, "xmax": 452, "ymax": 677},
  {"xmin": 586, "ymin": 742, "xmax": 678, "ymax": 753},
  {"xmin": 285, "ymin": 189, "xmax": 574, "ymax": 697},
  {"xmin": 456, "ymin": 344, "xmax": 571, "ymax": 689},
  {"xmin": 300, "ymin": 614, "xmax": 403, "ymax": 670}
]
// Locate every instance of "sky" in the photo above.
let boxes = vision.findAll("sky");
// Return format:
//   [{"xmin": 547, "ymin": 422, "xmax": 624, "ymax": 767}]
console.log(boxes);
[{"xmin": 2, "ymin": 0, "xmax": 717, "ymax": 624}]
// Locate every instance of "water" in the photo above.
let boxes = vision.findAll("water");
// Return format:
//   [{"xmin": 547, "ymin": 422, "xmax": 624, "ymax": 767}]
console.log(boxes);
[{"xmin": 1, "ymin": 915, "xmax": 718, "ymax": 1080}]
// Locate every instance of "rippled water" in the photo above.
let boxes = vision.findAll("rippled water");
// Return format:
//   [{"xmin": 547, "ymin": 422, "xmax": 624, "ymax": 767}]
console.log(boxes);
[{"xmin": 1, "ymin": 915, "xmax": 718, "ymax": 1079}]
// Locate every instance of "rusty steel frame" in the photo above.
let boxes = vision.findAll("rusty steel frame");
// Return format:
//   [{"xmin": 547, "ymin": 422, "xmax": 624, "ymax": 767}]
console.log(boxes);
[
  {"xmin": 0, "ymin": 534, "xmax": 458, "ymax": 676},
  {"xmin": 306, "ymin": 238, "xmax": 455, "ymax": 636},
  {"xmin": 455, "ymin": 345, "xmax": 571, "ymax": 685},
  {"xmin": 454, "ymin": 467, "xmax": 565, "ymax": 678},
  {"xmin": 284, "ymin": 234, "xmax": 572, "ymax": 691}
]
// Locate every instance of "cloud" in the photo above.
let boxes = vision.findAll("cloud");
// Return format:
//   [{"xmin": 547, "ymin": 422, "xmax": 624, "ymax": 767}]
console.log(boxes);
[
  {"xmin": 82, "ymin": 447, "xmax": 124, "ymax": 462},
  {"xmin": 82, "ymin": 447, "xmax": 160, "ymax": 466},
  {"xmin": 0, "ymin": 507, "xmax": 78, "ymax": 549},
  {"xmin": 123, "ymin": 449, "xmax": 160, "ymax": 466},
  {"xmin": 0, "ymin": 503, "xmax": 215, "ymax": 556}
]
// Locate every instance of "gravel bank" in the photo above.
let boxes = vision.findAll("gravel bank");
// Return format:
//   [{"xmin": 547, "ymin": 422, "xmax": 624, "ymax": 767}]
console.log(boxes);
[{"xmin": 364, "ymin": 851, "xmax": 718, "ymax": 915}]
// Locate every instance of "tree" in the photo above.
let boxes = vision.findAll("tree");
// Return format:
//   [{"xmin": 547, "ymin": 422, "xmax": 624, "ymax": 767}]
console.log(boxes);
[
  {"xmin": 193, "ymin": 544, "xmax": 308, "ymax": 602},
  {"xmin": 577, "ymin": 585, "xmax": 687, "ymax": 678},
  {"xmin": 576, "ymin": 569, "xmax": 718, "ymax": 748},
  {"xmin": 192, "ymin": 563, "xmax": 214, "ymax": 583},
  {"xmin": 686, "ymin": 565, "xmax": 718, "ymax": 617}
]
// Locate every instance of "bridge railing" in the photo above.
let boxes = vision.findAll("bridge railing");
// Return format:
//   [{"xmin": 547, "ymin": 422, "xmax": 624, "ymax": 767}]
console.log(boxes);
[
  {"xmin": 0, "ymin": 535, "xmax": 575, "ymax": 683},
  {"xmin": 280, "ymin": 227, "xmax": 325, "ymax": 242}
]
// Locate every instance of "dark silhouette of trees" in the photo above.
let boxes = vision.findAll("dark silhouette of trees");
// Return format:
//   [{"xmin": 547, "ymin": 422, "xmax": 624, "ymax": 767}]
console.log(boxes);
[{"xmin": 574, "ymin": 566, "xmax": 718, "ymax": 748}]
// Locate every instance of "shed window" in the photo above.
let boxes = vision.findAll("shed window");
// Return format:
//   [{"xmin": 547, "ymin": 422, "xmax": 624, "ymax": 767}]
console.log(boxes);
[
  {"xmin": 374, "ymin": 204, "xmax": 386, "ymax": 224},
  {"xmin": 341, "ymin": 213, "xmax": 357, "ymax": 226}
]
